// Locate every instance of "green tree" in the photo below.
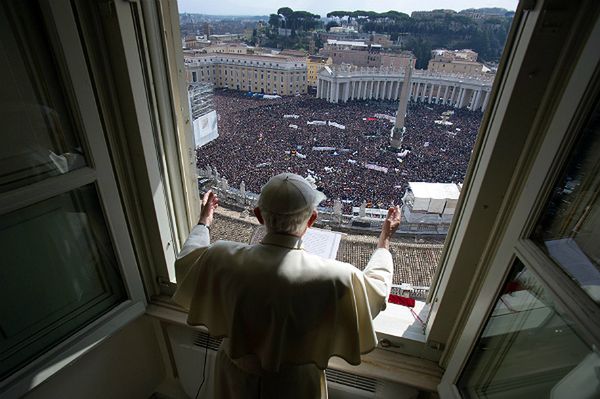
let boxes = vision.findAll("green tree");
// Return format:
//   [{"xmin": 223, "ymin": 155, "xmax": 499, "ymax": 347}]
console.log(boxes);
[
  {"xmin": 325, "ymin": 20, "xmax": 340, "ymax": 31},
  {"xmin": 268, "ymin": 14, "xmax": 282, "ymax": 29}
]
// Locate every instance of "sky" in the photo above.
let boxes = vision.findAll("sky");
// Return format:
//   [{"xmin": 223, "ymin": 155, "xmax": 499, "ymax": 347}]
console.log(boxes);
[{"xmin": 177, "ymin": 0, "xmax": 519, "ymax": 17}]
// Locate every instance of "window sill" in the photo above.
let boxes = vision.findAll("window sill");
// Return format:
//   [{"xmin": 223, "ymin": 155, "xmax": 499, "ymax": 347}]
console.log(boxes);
[
  {"xmin": 0, "ymin": 301, "xmax": 145, "ymax": 399},
  {"xmin": 146, "ymin": 300, "xmax": 443, "ymax": 392}
]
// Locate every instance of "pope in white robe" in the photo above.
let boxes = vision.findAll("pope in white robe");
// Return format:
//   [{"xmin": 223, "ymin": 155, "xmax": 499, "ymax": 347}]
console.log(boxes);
[{"xmin": 173, "ymin": 173, "xmax": 400, "ymax": 398}]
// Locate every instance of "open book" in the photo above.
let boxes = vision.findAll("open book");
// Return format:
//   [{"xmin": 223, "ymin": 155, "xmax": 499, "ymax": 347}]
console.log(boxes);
[{"xmin": 250, "ymin": 226, "xmax": 343, "ymax": 260}]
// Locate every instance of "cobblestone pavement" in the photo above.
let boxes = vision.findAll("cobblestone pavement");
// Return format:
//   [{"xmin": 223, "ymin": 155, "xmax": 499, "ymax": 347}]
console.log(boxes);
[{"xmin": 209, "ymin": 207, "xmax": 443, "ymax": 295}]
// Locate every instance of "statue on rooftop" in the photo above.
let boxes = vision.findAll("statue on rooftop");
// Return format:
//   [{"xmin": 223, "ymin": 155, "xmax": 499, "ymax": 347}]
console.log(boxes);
[{"xmin": 359, "ymin": 200, "xmax": 367, "ymax": 218}]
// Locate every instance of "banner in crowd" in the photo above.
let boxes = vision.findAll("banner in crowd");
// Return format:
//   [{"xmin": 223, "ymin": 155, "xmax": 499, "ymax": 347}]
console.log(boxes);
[
  {"xmin": 364, "ymin": 163, "xmax": 388, "ymax": 174},
  {"xmin": 328, "ymin": 121, "xmax": 346, "ymax": 130},
  {"xmin": 312, "ymin": 146, "xmax": 336, "ymax": 151},
  {"xmin": 284, "ymin": 114, "xmax": 300, "ymax": 119},
  {"xmin": 373, "ymin": 113, "xmax": 396, "ymax": 123},
  {"xmin": 307, "ymin": 120, "xmax": 327, "ymax": 125},
  {"xmin": 193, "ymin": 110, "xmax": 219, "ymax": 148}
]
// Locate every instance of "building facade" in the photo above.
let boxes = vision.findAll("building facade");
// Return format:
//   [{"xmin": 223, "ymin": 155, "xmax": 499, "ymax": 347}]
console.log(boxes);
[
  {"xmin": 428, "ymin": 49, "xmax": 486, "ymax": 75},
  {"xmin": 316, "ymin": 65, "xmax": 493, "ymax": 111},
  {"xmin": 320, "ymin": 40, "xmax": 414, "ymax": 70},
  {"xmin": 185, "ymin": 54, "xmax": 307, "ymax": 96},
  {"xmin": 306, "ymin": 55, "xmax": 332, "ymax": 87},
  {"xmin": 204, "ymin": 43, "xmax": 250, "ymax": 54}
]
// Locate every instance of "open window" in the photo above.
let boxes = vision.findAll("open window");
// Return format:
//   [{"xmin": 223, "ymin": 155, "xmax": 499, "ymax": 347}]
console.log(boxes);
[
  {"xmin": 0, "ymin": 0, "xmax": 145, "ymax": 393},
  {"xmin": 438, "ymin": 1, "xmax": 600, "ymax": 396}
]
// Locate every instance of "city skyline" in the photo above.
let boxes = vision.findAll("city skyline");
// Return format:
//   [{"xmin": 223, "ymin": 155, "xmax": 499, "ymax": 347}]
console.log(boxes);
[{"xmin": 178, "ymin": 0, "xmax": 518, "ymax": 17}]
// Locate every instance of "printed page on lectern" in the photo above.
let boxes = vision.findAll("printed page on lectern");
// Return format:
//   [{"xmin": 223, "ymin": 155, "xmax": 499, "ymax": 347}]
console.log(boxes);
[{"xmin": 250, "ymin": 225, "xmax": 343, "ymax": 260}]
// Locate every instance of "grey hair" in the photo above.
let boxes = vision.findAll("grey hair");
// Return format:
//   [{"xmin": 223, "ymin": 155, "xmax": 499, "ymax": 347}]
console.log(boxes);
[{"xmin": 259, "ymin": 206, "xmax": 315, "ymax": 236}]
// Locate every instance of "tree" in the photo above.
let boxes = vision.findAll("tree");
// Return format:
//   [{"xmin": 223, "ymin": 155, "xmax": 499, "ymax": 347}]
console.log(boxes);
[
  {"xmin": 325, "ymin": 20, "xmax": 340, "ymax": 31},
  {"xmin": 405, "ymin": 37, "xmax": 432, "ymax": 69},
  {"xmin": 268, "ymin": 14, "xmax": 282, "ymax": 29}
]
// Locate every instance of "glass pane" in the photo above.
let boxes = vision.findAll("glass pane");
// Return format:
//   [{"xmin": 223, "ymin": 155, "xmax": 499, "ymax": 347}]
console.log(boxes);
[
  {"xmin": 0, "ymin": 1, "xmax": 87, "ymax": 193},
  {"xmin": 0, "ymin": 184, "xmax": 126, "ymax": 378},
  {"xmin": 458, "ymin": 258, "xmax": 595, "ymax": 399},
  {"xmin": 532, "ymin": 96, "xmax": 600, "ymax": 303}
]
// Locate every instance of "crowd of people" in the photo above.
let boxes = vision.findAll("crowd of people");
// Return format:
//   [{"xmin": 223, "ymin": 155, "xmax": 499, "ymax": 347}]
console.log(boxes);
[{"xmin": 196, "ymin": 90, "xmax": 483, "ymax": 211}]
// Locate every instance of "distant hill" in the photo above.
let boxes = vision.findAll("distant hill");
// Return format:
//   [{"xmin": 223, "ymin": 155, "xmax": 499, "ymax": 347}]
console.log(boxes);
[
  {"xmin": 180, "ymin": 8, "xmax": 514, "ymax": 67},
  {"xmin": 459, "ymin": 7, "xmax": 512, "ymax": 16}
]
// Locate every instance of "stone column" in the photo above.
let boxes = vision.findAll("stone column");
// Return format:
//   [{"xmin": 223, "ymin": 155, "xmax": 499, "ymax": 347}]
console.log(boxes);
[
  {"xmin": 474, "ymin": 89, "xmax": 482, "ymax": 110},
  {"xmin": 470, "ymin": 89, "xmax": 479, "ymax": 110},
  {"xmin": 482, "ymin": 90, "xmax": 490, "ymax": 111},
  {"xmin": 462, "ymin": 88, "xmax": 469, "ymax": 108},
  {"xmin": 443, "ymin": 85, "xmax": 449, "ymax": 104},
  {"xmin": 450, "ymin": 86, "xmax": 460, "ymax": 107},
  {"xmin": 332, "ymin": 81, "xmax": 337, "ymax": 103},
  {"xmin": 428, "ymin": 83, "xmax": 433, "ymax": 103},
  {"xmin": 436, "ymin": 84, "xmax": 442, "ymax": 104},
  {"xmin": 344, "ymin": 82, "xmax": 349, "ymax": 102}
]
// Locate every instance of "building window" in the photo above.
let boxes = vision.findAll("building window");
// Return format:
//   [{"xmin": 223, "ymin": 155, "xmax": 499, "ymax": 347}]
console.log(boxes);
[{"xmin": 0, "ymin": 0, "xmax": 143, "ymax": 382}]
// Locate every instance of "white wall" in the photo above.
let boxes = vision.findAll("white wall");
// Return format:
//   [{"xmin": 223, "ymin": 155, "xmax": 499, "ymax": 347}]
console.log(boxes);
[{"xmin": 23, "ymin": 316, "xmax": 166, "ymax": 399}]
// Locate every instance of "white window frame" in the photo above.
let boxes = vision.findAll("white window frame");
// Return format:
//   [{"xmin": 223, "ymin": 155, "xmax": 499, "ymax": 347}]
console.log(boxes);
[
  {"xmin": 0, "ymin": 1, "xmax": 146, "ymax": 397},
  {"xmin": 31, "ymin": 0, "xmax": 595, "ymax": 395},
  {"xmin": 438, "ymin": 2, "xmax": 600, "ymax": 397}
]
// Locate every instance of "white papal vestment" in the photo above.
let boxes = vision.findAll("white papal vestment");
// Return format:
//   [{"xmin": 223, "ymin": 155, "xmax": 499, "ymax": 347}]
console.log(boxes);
[{"xmin": 173, "ymin": 225, "xmax": 393, "ymax": 398}]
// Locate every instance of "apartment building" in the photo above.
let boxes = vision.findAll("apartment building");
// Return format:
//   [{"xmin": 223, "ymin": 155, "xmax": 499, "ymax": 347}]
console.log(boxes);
[
  {"xmin": 321, "ymin": 48, "xmax": 414, "ymax": 70},
  {"xmin": 186, "ymin": 53, "xmax": 307, "ymax": 95},
  {"xmin": 204, "ymin": 43, "xmax": 250, "ymax": 54},
  {"xmin": 306, "ymin": 55, "xmax": 332, "ymax": 87},
  {"xmin": 428, "ymin": 49, "xmax": 486, "ymax": 75}
]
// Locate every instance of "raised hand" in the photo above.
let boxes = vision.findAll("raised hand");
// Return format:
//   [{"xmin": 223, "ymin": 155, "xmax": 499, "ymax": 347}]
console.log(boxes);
[
  {"xmin": 378, "ymin": 206, "xmax": 401, "ymax": 249},
  {"xmin": 199, "ymin": 190, "xmax": 219, "ymax": 227}
]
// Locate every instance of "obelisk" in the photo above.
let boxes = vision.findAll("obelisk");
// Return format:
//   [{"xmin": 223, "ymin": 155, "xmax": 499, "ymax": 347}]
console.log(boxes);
[{"xmin": 390, "ymin": 63, "xmax": 413, "ymax": 148}]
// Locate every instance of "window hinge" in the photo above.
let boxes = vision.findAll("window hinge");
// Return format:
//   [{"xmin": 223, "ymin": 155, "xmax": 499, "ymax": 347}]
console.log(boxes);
[
  {"xmin": 426, "ymin": 340, "xmax": 445, "ymax": 351},
  {"xmin": 157, "ymin": 276, "xmax": 177, "ymax": 296}
]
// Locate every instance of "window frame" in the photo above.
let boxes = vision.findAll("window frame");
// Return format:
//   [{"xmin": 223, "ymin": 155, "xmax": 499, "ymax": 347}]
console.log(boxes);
[
  {"xmin": 36, "ymin": 0, "xmax": 597, "ymax": 394},
  {"xmin": 438, "ymin": 2, "xmax": 600, "ymax": 397},
  {"xmin": 0, "ymin": 0, "xmax": 146, "ymax": 395}
]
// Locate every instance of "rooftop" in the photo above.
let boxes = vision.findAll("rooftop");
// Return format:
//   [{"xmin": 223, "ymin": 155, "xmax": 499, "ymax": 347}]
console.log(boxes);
[
  {"xmin": 327, "ymin": 39, "xmax": 369, "ymax": 47},
  {"xmin": 209, "ymin": 207, "xmax": 443, "ymax": 297},
  {"xmin": 408, "ymin": 182, "xmax": 461, "ymax": 200},
  {"xmin": 187, "ymin": 53, "xmax": 307, "ymax": 64}
]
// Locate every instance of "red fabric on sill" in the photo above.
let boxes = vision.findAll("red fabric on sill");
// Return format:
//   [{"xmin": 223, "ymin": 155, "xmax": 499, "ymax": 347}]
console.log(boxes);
[{"xmin": 388, "ymin": 294, "xmax": 415, "ymax": 308}]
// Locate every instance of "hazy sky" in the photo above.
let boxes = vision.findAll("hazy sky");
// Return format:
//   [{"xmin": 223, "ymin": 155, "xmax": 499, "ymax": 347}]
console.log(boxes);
[{"xmin": 178, "ymin": 0, "xmax": 519, "ymax": 17}]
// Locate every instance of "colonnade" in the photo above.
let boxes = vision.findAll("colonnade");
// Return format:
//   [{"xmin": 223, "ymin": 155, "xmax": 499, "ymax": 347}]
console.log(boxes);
[{"xmin": 316, "ymin": 70, "xmax": 492, "ymax": 112}]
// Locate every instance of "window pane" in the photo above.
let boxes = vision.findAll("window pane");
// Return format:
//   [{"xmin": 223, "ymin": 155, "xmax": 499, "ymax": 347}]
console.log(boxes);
[
  {"xmin": 0, "ymin": 1, "xmax": 87, "ymax": 193},
  {"xmin": 0, "ymin": 184, "xmax": 126, "ymax": 378},
  {"xmin": 458, "ymin": 258, "xmax": 594, "ymax": 399},
  {"xmin": 532, "ymin": 96, "xmax": 600, "ymax": 303}
]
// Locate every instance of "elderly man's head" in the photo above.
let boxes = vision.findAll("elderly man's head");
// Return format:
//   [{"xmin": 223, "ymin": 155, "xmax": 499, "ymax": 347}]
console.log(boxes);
[{"xmin": 254, "ymin": 173, "xmax": 326, "ymax": 236}]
